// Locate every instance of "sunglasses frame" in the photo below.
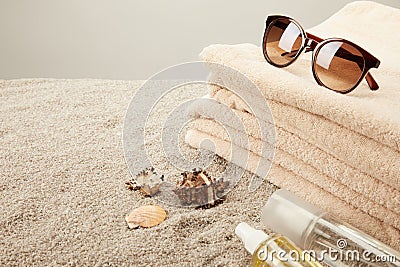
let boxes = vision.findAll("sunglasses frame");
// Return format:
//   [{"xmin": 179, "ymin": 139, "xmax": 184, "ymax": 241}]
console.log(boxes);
[{"xmin": 262, "ymin": 15, "xmax": 380, "ymax": 94}]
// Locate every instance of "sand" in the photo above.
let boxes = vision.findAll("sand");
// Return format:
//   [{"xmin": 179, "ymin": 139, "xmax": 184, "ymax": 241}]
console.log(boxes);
[{"xmin": 0, "ymin": 79, "xmax": 278, "ymax": 266}]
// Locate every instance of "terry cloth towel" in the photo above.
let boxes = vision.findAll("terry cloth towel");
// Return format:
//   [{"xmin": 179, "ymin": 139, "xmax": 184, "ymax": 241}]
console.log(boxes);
[
  {"xmin": 185, "ymin": 1, "xmax": 400, "ymax": 250},
  {"xmin": 185, "ymin": 129, "xmax": 400, "ymax": 250},
  {"xmin": 204, "ymin": 87, "xmax": 400, "ymax": 213},
  {"xmin": 209, "ymin": 86, "xmax": 400, "ymax": 191},
  {"xmin": 198, "ymin": 1, "xmax": 400, "ymax": 190},
  {"xmin": 186, "ymin": 102, "xmax": 400, "ymax": 224}
]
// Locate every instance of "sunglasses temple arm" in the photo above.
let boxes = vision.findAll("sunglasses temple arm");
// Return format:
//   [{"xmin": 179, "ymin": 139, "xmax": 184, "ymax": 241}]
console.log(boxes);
[{"xmin": 365, "ymin": 72, "xmax": 379, "ymax": 90}]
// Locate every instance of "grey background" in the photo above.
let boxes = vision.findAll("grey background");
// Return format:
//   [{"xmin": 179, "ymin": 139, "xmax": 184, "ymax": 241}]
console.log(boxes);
[{"xmin": 0, "ymin": 0, "xmax": 399, "ymax": 80}]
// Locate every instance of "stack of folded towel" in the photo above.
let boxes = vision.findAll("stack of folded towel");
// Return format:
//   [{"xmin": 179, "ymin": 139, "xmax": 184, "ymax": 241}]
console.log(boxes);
[{"xmin": 185, "ymin": 1, "xmax": 400, "ymax": 249}]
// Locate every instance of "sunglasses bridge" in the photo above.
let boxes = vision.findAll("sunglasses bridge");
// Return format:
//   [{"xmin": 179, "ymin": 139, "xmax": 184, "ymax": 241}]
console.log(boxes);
[{"xmin": 281, "ymin": 38, "xmax": 318, "ymax": 58}]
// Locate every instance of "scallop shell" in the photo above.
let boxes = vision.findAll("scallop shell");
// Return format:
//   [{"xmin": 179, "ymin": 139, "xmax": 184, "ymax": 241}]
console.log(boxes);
[{"xmin": 125, "ymin": 205, "xmax": 166, "ymax": 229}]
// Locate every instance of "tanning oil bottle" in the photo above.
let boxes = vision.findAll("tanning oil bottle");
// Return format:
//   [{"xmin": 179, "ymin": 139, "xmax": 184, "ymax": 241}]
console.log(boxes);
[{"xmin": 235, "ymin": 222, "xmax": 323, "ymax": 267}]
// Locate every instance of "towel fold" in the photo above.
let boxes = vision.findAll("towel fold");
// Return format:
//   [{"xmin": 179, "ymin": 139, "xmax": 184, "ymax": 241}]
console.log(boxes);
[
  {"xmin": 185, "ymin": 129, "xmax": 400, "ymax": 250},
  {"xmin": 209, "ymin": 86, "xmax": 400, "ymax": 190},
  {"xmin": 187, "ymin": 97, "xmax": 400, "ymax": 213},
  {"xmin": 188, "ymin": 117, "xmax": 400, "ymax": 228}
]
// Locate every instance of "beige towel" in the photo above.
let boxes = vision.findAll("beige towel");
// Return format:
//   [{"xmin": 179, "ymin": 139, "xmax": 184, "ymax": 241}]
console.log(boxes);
[
  {"xmin": 210, "ymin": 86, "xmax": 400, "ymax": 190},
  {"xmin": 187, "ymin": 99, "xmax": 400, "ymax": 214},
  {"xmin": 189, "ymin": 118, "xmax": 400, "ymax": 229},
  {"xmin": 199, "ymin": 1, "xmax": 400, "ymax": 191},
  {"xmin": 185, "ymin": 129, "xmax": 400, "ymax": 250}
]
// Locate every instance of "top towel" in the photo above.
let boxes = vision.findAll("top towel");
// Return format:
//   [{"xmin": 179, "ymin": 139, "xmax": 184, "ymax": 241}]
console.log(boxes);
[{"xmin": 199, "ymin": 1, "xmax": 400, "ymax": 152}]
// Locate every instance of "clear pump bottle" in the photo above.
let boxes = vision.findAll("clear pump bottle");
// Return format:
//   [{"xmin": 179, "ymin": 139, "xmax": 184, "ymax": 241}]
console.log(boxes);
[
  {"xmin": 235, "ymin": 222, "xmax": 323, "ymax": 267},
  {"xmin": 261, "ymin": 189, "xmax": 400, "ymax": 267}
]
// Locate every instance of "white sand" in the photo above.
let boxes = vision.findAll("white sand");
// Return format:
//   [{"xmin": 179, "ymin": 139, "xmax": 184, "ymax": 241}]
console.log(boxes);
[{"xmin": 0, "ymin": 79, "xmax": 278, "ymax": 266}]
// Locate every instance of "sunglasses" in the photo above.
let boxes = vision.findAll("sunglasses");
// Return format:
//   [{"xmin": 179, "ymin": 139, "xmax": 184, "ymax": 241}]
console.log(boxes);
[{"xmin": 262, "ymin": 15, "xmax": 380, "ymax": 94}]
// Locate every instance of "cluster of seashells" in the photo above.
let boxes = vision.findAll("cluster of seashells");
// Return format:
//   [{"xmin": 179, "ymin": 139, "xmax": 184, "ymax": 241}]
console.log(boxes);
[{"xmin": 125, "ymin": 167, "xmax": 229, "ymax": 229}]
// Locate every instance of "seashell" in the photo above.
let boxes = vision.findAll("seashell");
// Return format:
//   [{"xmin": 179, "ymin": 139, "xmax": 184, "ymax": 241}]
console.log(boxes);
[
  {"xmin": 174, "ymin": 169, "xmax": 229, "ymax": 207},
  {"xmin": 125, "ymin": 167, "xmax": 164, "ymax": 197},
  {"xmin": 125, "ymin": 205, "xmax": 166, "ymax": 229}
]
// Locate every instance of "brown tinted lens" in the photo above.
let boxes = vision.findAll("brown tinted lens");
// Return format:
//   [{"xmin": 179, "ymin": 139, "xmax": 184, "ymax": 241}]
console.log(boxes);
[
  {"xmin": 314, "ymin": 41, "xmax": 365, "ymax": 92},
  {"xmin": 264, "ymin": 18, "xmax": 303, "ymax": 66}
]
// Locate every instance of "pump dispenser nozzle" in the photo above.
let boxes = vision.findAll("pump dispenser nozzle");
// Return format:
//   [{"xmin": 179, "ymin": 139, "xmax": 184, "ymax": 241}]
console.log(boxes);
[{"xmin": 235, "ymin": 222, "xmax": 268, "ymax": 254}]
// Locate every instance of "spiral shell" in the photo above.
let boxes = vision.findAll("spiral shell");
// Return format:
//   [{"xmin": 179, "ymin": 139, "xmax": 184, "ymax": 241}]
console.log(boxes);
[{"xmin": 125, "ymin": 205, "xmax": 166, "ymax": 229}]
